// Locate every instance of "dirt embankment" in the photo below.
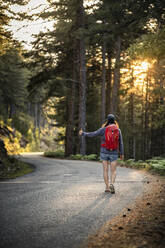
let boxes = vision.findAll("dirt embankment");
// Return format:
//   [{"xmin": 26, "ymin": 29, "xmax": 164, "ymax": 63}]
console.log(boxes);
[{"xmin": 87, "ymin": 173, "xmax": 165, "ymax": 248}]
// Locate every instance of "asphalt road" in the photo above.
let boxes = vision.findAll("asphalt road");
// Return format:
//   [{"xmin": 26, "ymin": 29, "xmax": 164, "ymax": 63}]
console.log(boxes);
[{"xmin": 0, "ymin": 153, "xmax": 148, "ymax": 248}]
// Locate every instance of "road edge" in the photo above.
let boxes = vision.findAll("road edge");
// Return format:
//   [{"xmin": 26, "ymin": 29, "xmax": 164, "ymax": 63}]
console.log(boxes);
[{"xmin": 85, "ymin": 172, "xmax": 165, "ymax": 248}]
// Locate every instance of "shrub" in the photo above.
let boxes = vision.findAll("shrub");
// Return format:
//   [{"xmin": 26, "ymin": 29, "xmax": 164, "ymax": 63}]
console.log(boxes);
[
  {"xmin": 118, "ymin": 156, "xmax": 165, "ymax": 175},
  {"xmin": 70, "ymin": 154, "xmax": 83, "ymax": 160},
  {"xmin": 117, "ymin": 159, "xmax": 126, "ymax": 167},
  {"xmin": 136, "ymin": 162, "xmax": 149, "ymax": 168},
  {"xmin": 44, "ymin": 150, "xmax": 65, "ymax": 158},
  {"xmin": 126, "ymin": 159, "xmax": 135, "ymax": 165},
  {"xmin": 83, "ymin": 154, "xmax": 98, "ymax": 160},
  {"xmin": 146, "ymin": 159, "xmax": 159, "ymax": 164},
  {"xmin": 145, "ymin": 163, "xmax": 151, "ymax": 171},
  {"xmin": 152, "ymin": 156, "xmax": 164, "ymax": 160}
]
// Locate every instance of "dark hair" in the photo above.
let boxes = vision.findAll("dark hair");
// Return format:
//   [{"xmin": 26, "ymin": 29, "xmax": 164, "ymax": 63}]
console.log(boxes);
[{"xmin": 105, "ymin": 114, "xmax": 116, "ymax": 127}]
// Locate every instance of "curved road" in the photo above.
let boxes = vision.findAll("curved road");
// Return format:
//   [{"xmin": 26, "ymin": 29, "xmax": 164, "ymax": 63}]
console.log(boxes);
[{"xmin": 0, "ymin": 153, "xmax": 148, "ymax": 248}]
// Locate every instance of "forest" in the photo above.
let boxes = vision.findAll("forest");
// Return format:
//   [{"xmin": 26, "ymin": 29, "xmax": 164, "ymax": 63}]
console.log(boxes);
[{"xmin": 0, "ymin": 0, "xmax": 165, "ymax": 161}]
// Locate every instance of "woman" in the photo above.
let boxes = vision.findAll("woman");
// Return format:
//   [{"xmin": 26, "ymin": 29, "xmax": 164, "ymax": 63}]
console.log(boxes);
[{"xmin": 79, "ymin": 114, "xmax": 124, "ymax": 194}]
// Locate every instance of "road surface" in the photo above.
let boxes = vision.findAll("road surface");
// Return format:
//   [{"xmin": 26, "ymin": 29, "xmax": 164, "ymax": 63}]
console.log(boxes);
[{"xmin": 0, "ymin": 153, "xmax": 148, "ymax": 248}]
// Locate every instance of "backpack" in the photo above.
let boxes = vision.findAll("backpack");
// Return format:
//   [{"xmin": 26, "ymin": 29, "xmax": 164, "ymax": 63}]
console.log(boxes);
[{"xmin": 101, "ymin": 124, "xmax": 119, "ymax": 150}]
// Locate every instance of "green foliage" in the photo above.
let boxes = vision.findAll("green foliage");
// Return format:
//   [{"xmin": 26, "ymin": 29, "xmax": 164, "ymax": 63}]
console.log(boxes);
[
  {"xmin": 0, "ymin": 48, "xmax": 29, "ymax": 115},
  {"xmin": 0, "ymin": 117, "xmax": 41, "ymax": 154},
  {"xmin": 147, "ymin": 158, "xmax": 165, "ymax": 175},
  {"xmin": 125, "ymin": 159, "xmax": 135, "ymax": 166},
  {"xmin": 70, "ymin": 153, "xmax": 98, "ymax": 161},
  {"xmin": 44, "ymin": 151, "xmax": 98, "ymax": 161},
  {"xmin": 12, "ymin": 113, "xmax": 33, "ymax": 138},
  {"xmin": 44, "ymin": 150, "xmax": 65, "ymax": 159},
  {"xmin": 70, "ymin": 154, "xmax": 84, "ymax": 160},
  {"xmin": 128, "ymin": 28, "xmax": 165, "ymax": 60},
  {"xmin": 119, "ymin": 157, "xmax": 165, "ymax": 175},
  {"xmin": 25, "ymin": 128, "xmax": 41, "ymax": 152},
  {"xmin": 83, "ymin": 154, "xmax": 98, "ymax": 161},
  {"xmin": 0, "ymin": 156, "xmax": 34, "ymax": 179},
  {"xmin": 1, "ymin": 0, "xmax": 164, "ymax": 161}
]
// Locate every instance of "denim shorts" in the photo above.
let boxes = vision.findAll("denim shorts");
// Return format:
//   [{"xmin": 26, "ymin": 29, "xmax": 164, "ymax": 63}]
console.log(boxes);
[{"xmin": 100, "ymin": 152, "xmax": 118, "ymax": 162}]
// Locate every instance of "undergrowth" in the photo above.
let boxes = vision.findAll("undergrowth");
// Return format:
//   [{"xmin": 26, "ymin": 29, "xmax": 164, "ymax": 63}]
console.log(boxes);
[
  {"xmin": 44, "ymin": 151, "xmax": 165, "ymax": 175},
  {"xmin": 0, "ymin": 157, "xmax": 34, "ymax": 180}
]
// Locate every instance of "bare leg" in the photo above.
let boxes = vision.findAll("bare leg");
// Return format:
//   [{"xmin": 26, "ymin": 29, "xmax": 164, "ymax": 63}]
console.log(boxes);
[
  {"xmin": 110, "ymin": 160, "xmax": 118, "ymax": 185},
  {"xmin": 102, "ymin": 160, "xmax": 109, "ymax": 190}
]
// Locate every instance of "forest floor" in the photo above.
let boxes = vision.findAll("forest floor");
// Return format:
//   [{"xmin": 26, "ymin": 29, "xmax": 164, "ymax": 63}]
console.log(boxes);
[{"xmin": 86, "ymin": 171, "xmax": 165, "ymax": 248}]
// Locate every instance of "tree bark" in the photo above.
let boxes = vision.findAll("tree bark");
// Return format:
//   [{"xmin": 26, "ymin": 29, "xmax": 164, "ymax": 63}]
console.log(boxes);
[
  {"xmin": 101, "ymin": 37, "xmax": 106, "ymax": 124},
  {"xmin": 77, "ymin": 0, "xmax": 87, "ymax": 155},
  {"xmin": 128, "ymin": 65, "xmax": 136, "ymax": 159},
  {"xmin": 111, "ymin": 35, "xmax": 121, "ymax": 115},
  {"xmin": 34, "ymin": 102, "xmax": 38, "ymax": 130},
  {"xmin": 37, "ymin": 102, "xmax": 42, "ymax": 139},
  {"xmin": 27, "ymin": 102, "xmax": 31, "ymax": 115},
  {"xmin": 9, "ymin": 104, "xmax": 16, "ymax": 118},
  {"xmin": 106, "ymin": 49, "xmax": 112, "ymax": 115},
  {"xmin": 144, "ymin": 70, "xmax": 150, "ymax": 159},
  {"xmin": 65, "ymin": 51, "xmax": 76, "ymax": 156}
]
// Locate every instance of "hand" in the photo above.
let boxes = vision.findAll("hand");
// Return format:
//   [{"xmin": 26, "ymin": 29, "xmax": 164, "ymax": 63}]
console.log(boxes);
[
  {"xmin": 120, "ymin": 155, "xmax": 124, "ymax": 160},
  {"xmin": 79, "ymin": 129, "xmax": 83, "ymax": 136}
]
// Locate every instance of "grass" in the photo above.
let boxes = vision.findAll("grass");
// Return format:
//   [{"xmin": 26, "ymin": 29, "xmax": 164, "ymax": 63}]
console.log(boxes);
[{"xmin": 0, "ymin": 157, "xmax": 34, "ymax": 180}]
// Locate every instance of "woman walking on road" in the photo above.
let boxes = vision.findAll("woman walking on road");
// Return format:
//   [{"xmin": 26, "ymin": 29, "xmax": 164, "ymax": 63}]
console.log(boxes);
[{"xmin": 79, "ymin": 114, "xmax": 124, "ymax": 194}]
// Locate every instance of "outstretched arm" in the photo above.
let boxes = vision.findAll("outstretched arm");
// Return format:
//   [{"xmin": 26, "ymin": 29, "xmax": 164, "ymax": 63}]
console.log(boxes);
[{"xmin": 79, "ymin": 127, "xmax": 104, "ymax": 137}]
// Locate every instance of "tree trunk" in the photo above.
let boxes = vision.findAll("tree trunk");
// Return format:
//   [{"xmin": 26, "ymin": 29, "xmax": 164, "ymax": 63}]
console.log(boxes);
[
  {"xmin": 37, "ymin": 102, "xmax": 42, "ymax": 139},
  {"xmin": 27, "ymin": 102, "xmax": 31, "ymax": 115},
  {"xmin": 144, "ymin": 70, "xmax": 150, "ymax": 159},
  {"xmin": 101, "ymin": 37, "xmax": 106, "ymax": 124},
  {"xmin": 106, "ymin": 49, "xmax": 112, "ymax": 115},
  {"xmin": 128, "ymin": 65, "xmax": 136, "ymax": 159},
  {"xmin": 77, "ymin": 0, "xmax": 86, "ymax": 155},
  {"xmin": 65, "ymin": 51, "xmax": 76, "ymax": 156},
  {"xmin": 9, "ymin": 104, "xmax": 16, "ymax": 118},
  {"xmin": 34, "ymin": 102, "xmax": 38, "ymax": 130},
  {"xmin": 111, "ymin": 35, "xmax": 121, "ymax": 115}
]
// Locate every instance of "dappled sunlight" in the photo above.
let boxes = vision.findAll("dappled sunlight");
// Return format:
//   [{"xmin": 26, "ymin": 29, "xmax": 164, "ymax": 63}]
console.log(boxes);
[
  {"xmin": 121, "ymin": 59, "xmax": 155, "ymax": 92},
  {"xmin": 133, "ymin": 61, "xmax": 150, "ymax": 88}
]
